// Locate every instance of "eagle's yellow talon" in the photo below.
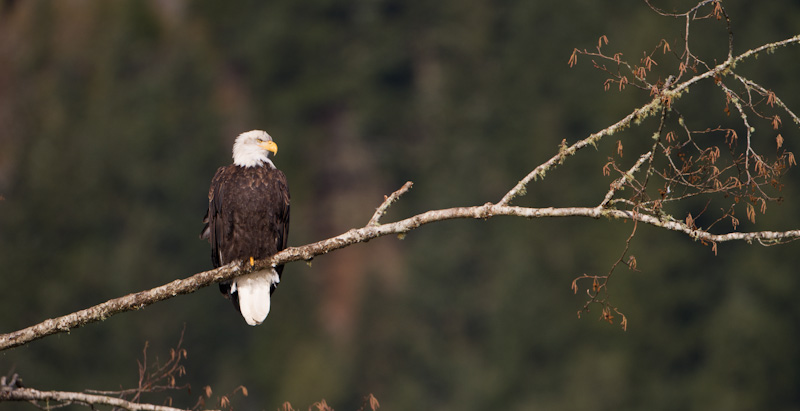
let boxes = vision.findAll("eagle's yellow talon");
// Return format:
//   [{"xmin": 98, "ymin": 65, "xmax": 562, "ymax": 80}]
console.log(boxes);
[{"xmin": 250, "ymin": 257, "xmax": 255, "ymax": 266}]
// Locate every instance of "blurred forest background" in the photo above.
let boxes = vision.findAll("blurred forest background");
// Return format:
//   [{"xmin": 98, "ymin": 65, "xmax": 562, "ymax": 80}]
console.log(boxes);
[{"xmin": 1, "ymin": 0, "xmax": 800, "ymax": 410}]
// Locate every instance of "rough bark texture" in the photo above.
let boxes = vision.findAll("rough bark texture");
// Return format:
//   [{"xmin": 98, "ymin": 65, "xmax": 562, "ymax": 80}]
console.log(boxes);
[
  {"xmin": 0, "ymin": 387, "xmax": 201, "ymax": 411},
  {"xmin": 2, "ymin": 198, "xmax": 800, "ymax": 351}
]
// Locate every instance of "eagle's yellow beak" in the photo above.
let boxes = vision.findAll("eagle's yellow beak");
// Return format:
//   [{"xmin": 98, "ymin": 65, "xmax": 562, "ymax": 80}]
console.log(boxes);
[{"xmin": 259, "ymin": 140, "xmax": 278, "ymax": 155}]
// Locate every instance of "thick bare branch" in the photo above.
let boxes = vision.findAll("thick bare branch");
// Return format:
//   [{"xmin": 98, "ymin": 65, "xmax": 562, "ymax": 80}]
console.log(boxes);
[
  {"xmin": 0, "ymin": 262, "xmax": 242, "ymax": 351},
  {"xmin": 0, "ymin": 386, "xmax": 207, "ymax": 411},
  {"xmin": 3, "ymin": 197, "xmax": 800, "ymax": 351}
]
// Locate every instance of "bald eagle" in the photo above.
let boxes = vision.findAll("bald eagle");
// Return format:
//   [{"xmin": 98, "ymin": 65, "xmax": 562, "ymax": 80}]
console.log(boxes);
[{"xmin": 201, "ymin": 130, "xmax": 290, "ymax": 325}]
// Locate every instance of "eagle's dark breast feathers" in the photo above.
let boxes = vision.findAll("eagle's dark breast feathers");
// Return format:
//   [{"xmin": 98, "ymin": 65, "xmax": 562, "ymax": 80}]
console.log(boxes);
[{"xmin": 201, "ymin": 164, "xmax": 290, "ymax": 292}]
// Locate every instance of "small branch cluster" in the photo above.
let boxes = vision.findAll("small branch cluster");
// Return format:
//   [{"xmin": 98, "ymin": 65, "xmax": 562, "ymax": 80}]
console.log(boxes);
[
  {"xmin": 0, "ymin": 329, "xmax": 250, "ymax": 410},
  {"xmin": 84, "ymin": 329, "xmax": 194, "ymax": 409},
  {"xmin": 565, "ymin": 0, "xmax": 800, "ymax": 324}
]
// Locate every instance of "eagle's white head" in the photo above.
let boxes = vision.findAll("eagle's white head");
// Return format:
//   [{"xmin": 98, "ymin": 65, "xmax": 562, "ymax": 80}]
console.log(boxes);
[{"xmin": 232, "ymin": 130, "xmax": 278, "ymax": 168}]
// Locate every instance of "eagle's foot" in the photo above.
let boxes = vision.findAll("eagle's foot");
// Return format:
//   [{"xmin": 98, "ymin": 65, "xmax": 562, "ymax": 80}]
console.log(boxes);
[{"xmin": 249, "ymin": 256, "xmax": 255, "ymax": 267}]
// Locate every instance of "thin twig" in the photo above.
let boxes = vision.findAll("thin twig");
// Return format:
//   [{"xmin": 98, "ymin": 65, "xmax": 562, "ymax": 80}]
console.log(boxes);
[
  {"xmin": 368, "ymin": 181, "xmax": 414, "ymax": 226},
  {"xmin": 599, "ymin": 151, "xmax": 652, "ymax": 208}
]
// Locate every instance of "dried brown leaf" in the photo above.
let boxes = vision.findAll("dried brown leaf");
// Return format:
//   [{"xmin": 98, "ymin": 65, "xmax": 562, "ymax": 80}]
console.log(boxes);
[
  {"xmin": 366, "ymin": 394, "xmax": 380, "ymax": 411},
  {"xmin": 713, "ymin": 1, "xmax": 723, "ymax": 20},
  {"xmin": 313, "ymin": 399, "xmax": 332, "ymax": 411},
  {"xmin": 568, "ymin": 49, "xmax": 579, "ymax": 67},
  {"xmin": 767, "ymin": 90, "xmax": 777, "ymax": 107},
  {"xmin": 598, "ymin": 35, "xmax": 609, "ymax": 49},
  {"xmin": 602, "ymin": 306, "xmax": 614, "ymax": 323}
]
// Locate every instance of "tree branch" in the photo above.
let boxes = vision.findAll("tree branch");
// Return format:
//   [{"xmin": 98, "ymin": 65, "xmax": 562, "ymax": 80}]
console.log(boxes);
[
  {"xmin": 3, "ymin": 197, "xmax": 800, "ymax": 351},
  {"xmin": 498, "ymin": 98, "xmax": 662, "ymax": 206},
  {"xmin": 599, "ymin": 151, "xmax": 653, "ymax": 208},
  {"xmin": 505, "ymin": 33, "xmax": 800, "ymax": 207},
  {"xmin": 368, "ymin": 181, "xmax": 414, "ymax": 226},
  {"xmin": 0, "ymin": 386, "xmax": 207, "ymax": 411}
]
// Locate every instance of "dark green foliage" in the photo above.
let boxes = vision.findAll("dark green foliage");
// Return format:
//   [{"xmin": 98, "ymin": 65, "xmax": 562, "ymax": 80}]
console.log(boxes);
[{"xmin": 1, "ymin": 1, "xmax": 799, "ymax": 409}]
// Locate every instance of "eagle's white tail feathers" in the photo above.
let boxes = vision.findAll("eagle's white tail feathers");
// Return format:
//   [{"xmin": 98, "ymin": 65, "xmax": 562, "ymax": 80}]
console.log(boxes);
[{"xmin": 235, "ymin": 269, "xmax": 280, "ymax": 326}]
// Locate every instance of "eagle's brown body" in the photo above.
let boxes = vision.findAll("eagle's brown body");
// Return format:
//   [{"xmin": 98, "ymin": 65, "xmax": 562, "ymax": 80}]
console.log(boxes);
[
  {"xmin": 200, "ymin": 130, "xmax": 290, "ymax": 325},
  {"xmin": 202, "ymin": 165, "xmax": 290, "ymax": 271}
]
